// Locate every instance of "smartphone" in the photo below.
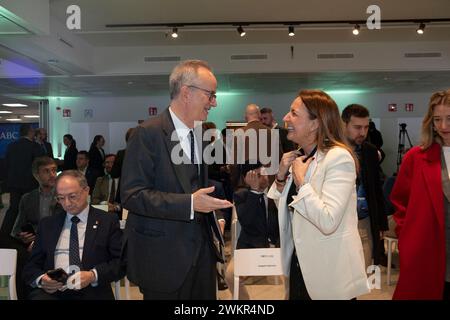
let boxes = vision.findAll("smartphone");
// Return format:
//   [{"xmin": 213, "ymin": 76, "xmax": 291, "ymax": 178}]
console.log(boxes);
[
  {"xmin": 46, "ymin": 268, "xmax": 69, "ymax": 284},
  {"xmin": 21, "ymin": 223, "xmax": 36, "ymax": 235}
]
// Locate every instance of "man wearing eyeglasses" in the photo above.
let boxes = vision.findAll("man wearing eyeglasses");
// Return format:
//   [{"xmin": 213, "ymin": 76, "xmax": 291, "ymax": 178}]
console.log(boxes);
[
  {"xmin": 23, "ymin": 170, "xmax": 123, "ymax": 300},
  {"xmin": 9, "ymin": 156, "xmax": 60, "ymax": 299},
  {"xmin": 121, "ymin": 60, "xmax": 233, "ymax": 300}
]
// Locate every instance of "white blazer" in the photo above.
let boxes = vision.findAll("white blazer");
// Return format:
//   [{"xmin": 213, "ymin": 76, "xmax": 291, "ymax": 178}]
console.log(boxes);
[{"xmin": 268, "ymin": 146, "xmax": 369, "ymax": 300}]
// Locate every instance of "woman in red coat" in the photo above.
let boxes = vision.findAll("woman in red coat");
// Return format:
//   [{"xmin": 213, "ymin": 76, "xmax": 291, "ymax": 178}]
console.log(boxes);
[{"xmin": 391, "ymin": 90, "xmax": 450, "ymax": 300}]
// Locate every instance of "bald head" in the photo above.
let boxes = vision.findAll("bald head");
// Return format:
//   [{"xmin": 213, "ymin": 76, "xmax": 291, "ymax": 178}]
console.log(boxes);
[{"xmin": 245, "ymin": 104, "xmax": 261, "ymax": 122}]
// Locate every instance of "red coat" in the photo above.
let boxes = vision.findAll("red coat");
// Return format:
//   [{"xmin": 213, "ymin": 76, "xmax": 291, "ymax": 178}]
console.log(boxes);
[{"xmin": 390, "ymin": 143, "xmax": 446, "ymax": 299}]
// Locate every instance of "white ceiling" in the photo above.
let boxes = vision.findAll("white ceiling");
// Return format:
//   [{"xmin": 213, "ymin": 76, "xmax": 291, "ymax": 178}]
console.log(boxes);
[
  {"xmin": 0, "ymin": 0, "xmax": 450, "ymax": 122},
  {"xmin": 47, "ymin": 0, "xmax": 450, "ymax": 46}
]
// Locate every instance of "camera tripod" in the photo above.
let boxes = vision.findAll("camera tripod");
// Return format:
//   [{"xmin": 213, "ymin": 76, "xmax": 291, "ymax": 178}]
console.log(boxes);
[{"xmin": 396, "ymin": 123, "xmax": 413, "ymax": 172}]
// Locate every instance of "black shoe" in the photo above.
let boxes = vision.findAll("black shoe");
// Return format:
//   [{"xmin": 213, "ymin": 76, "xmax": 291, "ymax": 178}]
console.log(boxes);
[{"xmin": 217, "ymin": 274, "xmax": 228, "ymax": 291}]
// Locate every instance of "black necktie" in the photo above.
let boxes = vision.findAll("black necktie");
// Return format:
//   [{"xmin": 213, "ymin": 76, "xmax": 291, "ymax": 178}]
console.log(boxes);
[
  {"xmin": 189, "ymin": 130, "xmax": 196, "ymax": 164},
  {"xmin": 287, "ymin": 179, "xmax": 298, "ymax": 204},
  {"xmin": 69, "ymin": 216, "xmax": 81, "ymax": 269}
]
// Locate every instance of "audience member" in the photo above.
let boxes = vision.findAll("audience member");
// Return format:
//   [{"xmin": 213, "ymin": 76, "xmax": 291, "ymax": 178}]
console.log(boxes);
[
  {"xmin": 23, "ymin": 170, "xmax": 123, "ymax": 300},
  {"xmin": 261, "ymin": 107, "xmax": 295, "ymax": 152},
  {"xmin": 88, "ymin": 135, "xmax": 106, "ymax": 173},
  {"xmin": 342, "ymin": 104, "xmax": 388, "ymax": 269}
]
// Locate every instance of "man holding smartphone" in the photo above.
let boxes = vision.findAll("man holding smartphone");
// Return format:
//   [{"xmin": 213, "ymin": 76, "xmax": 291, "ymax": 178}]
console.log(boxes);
[
  {"xmin": 11, "ymin": 156, "xmax": 60, "ymax": 251},
  {"xmin": 23, "ymin": 170, "xmax": 123, "ymax": 300},
  {"xmin": 8, "ymin": 156, "xmax": 59, "ymax": 299}
]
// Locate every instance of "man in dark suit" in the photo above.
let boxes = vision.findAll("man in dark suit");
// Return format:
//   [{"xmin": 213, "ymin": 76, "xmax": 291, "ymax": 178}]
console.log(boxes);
[
  {"xmin": 231, "ymin": 104, "xmax": 279, "ymax": 188},
  {"xmin": 342, "ymin": 104, "xmax": 388, "ymax": 268},
  {"xmin": 10, "ymin": 156, "xmax": 59, "ymax": 299},
  {"xmin": 23, "ymin": 170, "xmax": 123, "ymax": 300},
  {"xmin": 11, "ymin": 157, "xmax": 59, "ymax": 245},
  {"xmin": 110, "ymin": 127, "xmax": 135, "ymax": 206},
  {"xmin": 225, "ymin": 162, "xmax": 280, "ymax": 299},
  {"xmin": 121, "ymin": 60, "xmax": 232, "ymax": 300},
  {"xmin": 261, "ymin": 107, "xmax": 295, "ymax": 153},
  {"xmin": 35, "ymin": 128, "xmax": 54, "ymax": 159},
  {"xmin": 76, "ymin": 151, "xmax": 100, "ymax": 195},
  {"xmin": 0, "ymin": 124, "xmax": 43, "ymax": 247},
  {"xmin": 92, "ymin": 154, "xmax": 121, "ymax": 214},
  {"xmin": 234, "ymin": 163, "xmax": 279, "ymax": 249}
]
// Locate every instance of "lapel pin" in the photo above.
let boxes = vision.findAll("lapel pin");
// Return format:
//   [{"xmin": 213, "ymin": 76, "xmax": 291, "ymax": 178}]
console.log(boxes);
[{"xmin": 93, "ymin": 220, "xmax": 99, "ymax": 229}]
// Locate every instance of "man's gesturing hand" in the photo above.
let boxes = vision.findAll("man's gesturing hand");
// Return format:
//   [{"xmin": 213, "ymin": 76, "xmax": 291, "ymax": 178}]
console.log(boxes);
[{"xmin": 193, "ymin": 186, "xmax": 233, "ymax": 213}]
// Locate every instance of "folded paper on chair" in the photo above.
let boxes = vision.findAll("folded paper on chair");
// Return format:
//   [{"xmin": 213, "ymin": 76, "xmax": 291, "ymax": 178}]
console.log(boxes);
[{"xmin": 234, "ymin": 248, "xmax": 283, "ymax": 276}]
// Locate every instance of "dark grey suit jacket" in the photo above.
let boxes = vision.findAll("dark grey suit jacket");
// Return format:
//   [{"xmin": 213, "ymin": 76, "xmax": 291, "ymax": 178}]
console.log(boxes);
[
  {"xmin": 23, "ymin": 207, "xmax": 124, "ymax": 299},
  {"xmin": 120, "ymin": 108, "xmax": 222, "ymax": 293},
  {"xmin": 5, "ymin": 137, "xmax": 44, "ymax": 192},
  {"xmin": 10, "ymin": 188, "xmax": 60, "ymax": 240}
]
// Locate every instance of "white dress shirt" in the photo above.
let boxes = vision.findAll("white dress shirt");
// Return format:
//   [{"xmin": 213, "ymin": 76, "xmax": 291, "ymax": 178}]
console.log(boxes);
[
  {"xmin": 34, "ymin": 205, "xmax": 98, "ymax": 288},
  {"xmin": 169, "ymin": 107, "xmax": 200, "ymax": 219}
]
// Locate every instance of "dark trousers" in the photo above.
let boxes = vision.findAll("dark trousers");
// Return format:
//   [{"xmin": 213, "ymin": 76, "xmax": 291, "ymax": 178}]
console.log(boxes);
[
  {"xmin": 28, "ymin": 286, "xmax": 115, "ymax": 300},
  {"xmin": 444, "ymin": 282, "xmax": 450, "ymax": 300},
  {"xmin": 289, "ymin": 250, "xmax": 311, "ymax": 300},
  {"xmin": 142, "ymin": 239, "xmax": 217, "ymax": 300}
]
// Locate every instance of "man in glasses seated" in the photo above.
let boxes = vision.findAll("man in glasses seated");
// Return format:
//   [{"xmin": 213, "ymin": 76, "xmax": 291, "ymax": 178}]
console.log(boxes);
[{"xmin": 23, "ymin": 170, "xmax": 123, "ymax": 300}]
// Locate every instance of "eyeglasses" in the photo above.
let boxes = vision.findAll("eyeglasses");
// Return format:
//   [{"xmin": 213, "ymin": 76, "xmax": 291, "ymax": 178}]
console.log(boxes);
[
  {"xmin": 186, "ymin": 85, "xmax": 217, "ymax": 102},
  {"xmin": 55, "ymin": 189, "xmax": 85, "ymax": 203}
]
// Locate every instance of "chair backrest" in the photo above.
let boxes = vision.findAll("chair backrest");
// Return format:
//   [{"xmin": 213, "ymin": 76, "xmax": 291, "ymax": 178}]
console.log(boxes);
[
  {"xmin": 91, "ymin": 204, "xmax": 108, "ymax": 212},
  {"xmin": 0, "ymin": 249, "xmax": 18, "ymax": 300},
  {"xmin": 232, "ymin": 247, "xmax": 283, "ymax": 300},
  {"xmin": 230, "ymin": 205, "xmax": 241, "ymax": 254},
  {"xmin": 234, "ymin": 248, "xmax": 283, "ymax": 277}
]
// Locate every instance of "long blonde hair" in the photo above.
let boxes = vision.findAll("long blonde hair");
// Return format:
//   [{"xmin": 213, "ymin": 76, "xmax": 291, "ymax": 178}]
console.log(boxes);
[
  {"xmin": 421, "ymin": 89, "xmax": 450, "ymax": 149},
  {"xmin": 299, "ymin": 89, "xmax": 359, "ymax": 171}
]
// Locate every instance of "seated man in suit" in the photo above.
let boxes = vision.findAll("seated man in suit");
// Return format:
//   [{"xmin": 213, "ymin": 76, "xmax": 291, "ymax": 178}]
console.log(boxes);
[
  {"xmin": 76, "ymin": 151, "xmax": 100, "ymax": 195},
  {"xmin": 23, "ymin": 170, "xmax": 123, "ymax": 300},
  {"xmin": 11, "ymin": 156, "xmax": 60, "ymax": 249},
  {"xmin": 225, "ymin": 162, "xmax": 280, "ymax": 299},
  {"xmin": 91, "ymin": 154, "xmax": 120, "ymax": 214},
  {"xmin": 10, "ymin": 156, "xmax": 59, "ymax": 299}
]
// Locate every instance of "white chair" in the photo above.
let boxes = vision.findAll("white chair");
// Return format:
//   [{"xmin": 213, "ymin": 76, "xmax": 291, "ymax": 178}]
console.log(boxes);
[
  {"xmin": 230, "ymin": 206, "xmax": 241, "ymax": 257},
  {"xmin": 231, "ymin": 205, "xmax": 283, "ymax": 299},
  {"xmin": 114, "ymin": 276, "xmax": 131, "ymax": 300},
  {"xmin": 384, "ymin": 236, "xmax": 398, "ymax": 285},
  {"xmin": 233, "ymin": 248, "xmax": 283, "ymax": 300},
  {"xmin": 0, "ymin": 249, "xmax": 18, "ymax": 300}
]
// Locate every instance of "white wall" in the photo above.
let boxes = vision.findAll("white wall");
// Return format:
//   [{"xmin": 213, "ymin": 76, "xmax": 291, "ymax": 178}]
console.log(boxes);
[{"xmin": 48, "ymin": 91, "xmax": 434, "ymax": 177}]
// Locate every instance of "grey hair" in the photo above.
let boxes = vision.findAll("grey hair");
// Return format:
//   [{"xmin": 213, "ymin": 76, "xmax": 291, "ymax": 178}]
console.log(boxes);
[
  {"xmin": 56, "ymin": 170, "xmax": 88, "ymax": 189},
  {"xmin": 169, "ymin": 60, "xmax": 212, "ymax": 99}
]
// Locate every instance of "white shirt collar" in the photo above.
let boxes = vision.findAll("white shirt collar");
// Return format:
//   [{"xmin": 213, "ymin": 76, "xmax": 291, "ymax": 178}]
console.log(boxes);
[
  {"xmin": 169, "ymin": 107, "xmax": 191, "ymax": 138},
  {"xmin": 66, "ymin": 204, "xmax": 89, "ymax": 224}
]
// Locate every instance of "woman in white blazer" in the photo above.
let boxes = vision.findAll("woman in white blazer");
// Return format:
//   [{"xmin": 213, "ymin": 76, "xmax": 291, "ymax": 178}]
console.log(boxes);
[{"xmin": 267, "ymin": 89, "xmax": 369, "ymax": 300}]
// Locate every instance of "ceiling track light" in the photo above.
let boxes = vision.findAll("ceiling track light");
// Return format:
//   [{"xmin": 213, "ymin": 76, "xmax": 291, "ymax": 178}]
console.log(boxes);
[
  {"xmin": 416, "ymin": 22, "xmax": 425, "ymax": 34},
  {"xmin": 288, "ymin": 26, "xmax": 295, "ymax": 36},
  {"xmin": 171, "ymin": 27, "xmax": 178, "ymax": 38},
  {"xmin": 352, "ymin": 24, "xmax": 360, "ymax": 35},
  {"xmin": 237, "ymin": 26, "xmax": 246, "ymax": 37}
]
